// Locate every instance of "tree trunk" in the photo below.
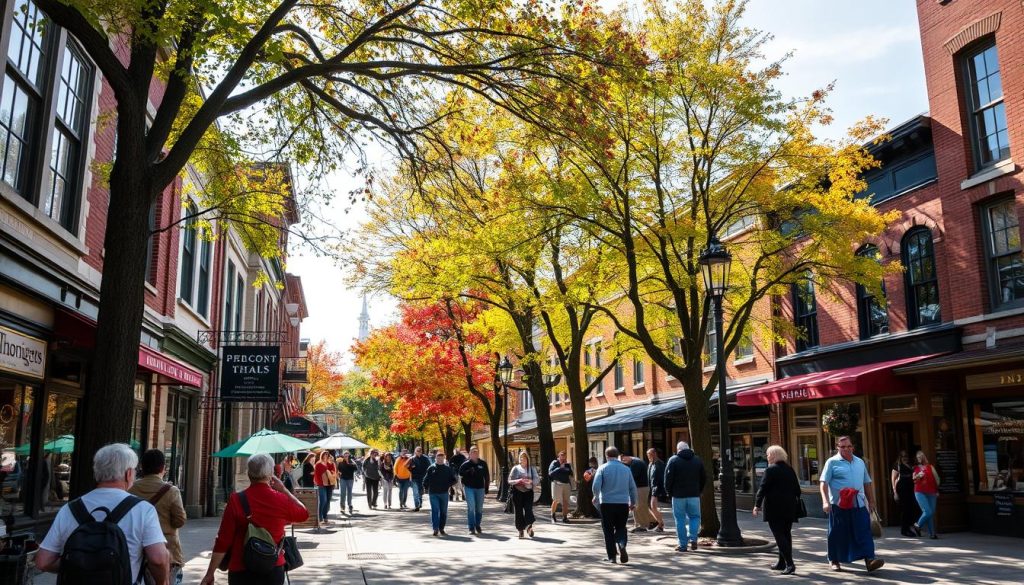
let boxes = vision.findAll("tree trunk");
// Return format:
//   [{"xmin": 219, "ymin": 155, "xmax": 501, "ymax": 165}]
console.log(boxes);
[
  {"xmin": 70, "ymin": 132, "xmax": 155, "ymax": 497},
  {"xmin": 682, "ymin": 367, "xmax": 721, "ymax": 537},
  {"xmin": 524, "ymin": 360, "xmax": 556, "ymax": 506},
  {"xmin": 460, "ymin": 420, "xmax": 473, "ymax": 451},
  {"xmin": 440, "ymin": 425, "xmax": 458, "ymax": 457},
  {"xmin": 568, "ymin": 384, "xmax": 596, "ymax": 517}
]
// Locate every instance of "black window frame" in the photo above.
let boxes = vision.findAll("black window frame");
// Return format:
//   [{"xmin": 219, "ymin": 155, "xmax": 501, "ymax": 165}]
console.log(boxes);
[
  {"xmin": 962, "ymin": 39, "xmax": 1009, "ymax": 170},
  {"xmin": 856, "ymin": 245, "xmax": 889, "ymax": 340},
  {"xmin": 981, "ymin": 197, "xmax": 1024, "ymax": 310},
  {"xmin": 792, "ymin": 274, "xmax": 819, "ymax": 352},
  {"xmin": 223, "ymin": 261, "xmax": 235, "ymax": 333},
  {"xmin": 178, "ymin": 203, "xmax": 197, "ymax": 304},
  {"xmin": 902, "ymin": 228, "xmax": 942, "ymax": 328},
  {"xmin": 196, "ymin": 236, "xmax": 211, "ymax": 317},
  {"xmin": 633, "ymin": 357, "xmax": 644, "ymax": 385}
]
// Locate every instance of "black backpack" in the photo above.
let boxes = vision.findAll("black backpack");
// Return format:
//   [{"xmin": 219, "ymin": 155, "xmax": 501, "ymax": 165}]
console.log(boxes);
[{"xmin": 58, "ymin": 495, "xmax": 143, "ymax": 585}]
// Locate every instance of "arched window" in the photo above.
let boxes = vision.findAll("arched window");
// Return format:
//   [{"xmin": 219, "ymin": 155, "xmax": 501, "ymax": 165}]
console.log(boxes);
[
  {"xmin": 903, "ymin": 228, "xmax": 941, "ymax": 328},
  {"xmin": 856, "ymin": 245, "xmax": 889, "ymax": 339}
]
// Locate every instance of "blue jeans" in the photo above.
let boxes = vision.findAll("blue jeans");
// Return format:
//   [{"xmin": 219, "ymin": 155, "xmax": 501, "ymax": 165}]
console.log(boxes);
[
  {"xmin": 429, "ymin": 492, "xmax": 449, "ymax": 531},
  {"xmin": 672, "ymin": 497, "xmax": 700, "ymax": 546},
  {"xmin": 465, "ymin": 487, "xmax": 485, "ymax": 530},
  {"xmin": 412, "ymin": 478, "xmax": 424, "ymax": 508},
  {"xmin": 317, "ymin": 486, "xmax": 331, "ymax": 521},
  {"xmin": 915, "ymin": 492, "xmax": 938, "ymax": 536},
  {"xmin": 338, "ymin": 478, "xmax": 355, "ymax": 510},
  {"xmin": 398, "ymin": 479, "xmax": 411, "ymax": 507}
]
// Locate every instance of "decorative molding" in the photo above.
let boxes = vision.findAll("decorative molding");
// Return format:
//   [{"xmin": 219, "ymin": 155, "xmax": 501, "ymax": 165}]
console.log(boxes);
[{"xmin": 944, "ymin": 12, "xmax": 1001, "ymax": 55}]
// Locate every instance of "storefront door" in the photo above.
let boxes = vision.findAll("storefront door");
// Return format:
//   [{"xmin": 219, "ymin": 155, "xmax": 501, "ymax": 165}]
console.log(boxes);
[{"xmin": 882, "ymin": 420, "xmax": 919, "ymax": 525}]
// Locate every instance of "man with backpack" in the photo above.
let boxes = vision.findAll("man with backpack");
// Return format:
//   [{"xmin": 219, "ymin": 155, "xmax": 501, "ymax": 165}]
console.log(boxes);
[
  {"xmin": 129, "ymin": 449, "xmax": 187, "ymax": 584},
  {"xmin": 35, "ymin": 443, "xmax": 169, "ymax": 584}
]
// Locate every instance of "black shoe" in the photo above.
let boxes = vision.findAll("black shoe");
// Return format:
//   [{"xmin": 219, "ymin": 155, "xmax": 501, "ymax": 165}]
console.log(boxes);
[
  {"xmin": 414, "ymin": 507, "xmax": 421, "ymax": 512},
  {"xmin": 618, "ymin": 544, "xmax": 628, "ymax": 564},
  {"xmin": 551, "ymin": 513, "xmax": 558, "ymax": 523},
  {"xmin": 781, "ymin": 566, "xmax": 796, "ymax": 575},
  {"xmin": 912, "ymin": 523, "xmax": 922, "ymax": 537},
  {"xmin": 930, "ymin": 534, "xmax": 938, "ymax": 540},
  {"xmin": 865, "ymin": 558, "xmax": 885, "ymax": 572},
  {"xmin": 562, "ymin": 516, "xmax": 569, "ymax": 524},
  {"xmin": 674, "ymin": 545, "xmax": 687, "ymax": 553},
  {"xmin": 439, "ymin": 530, "xmax": 447, "ymax": 536},
  {"xmin": 648, "ymin": 522, "xmax": 659, "ymax": 530},
  {"xmin": 476, "ymin": 527, "xmax": 482, "ymax": 534},
  {"xmin": 432, "ymin": 530, "xmax": 438, "ymax": 537},
  {"xmin": 631, "ymin": 526, "xmax": 647, "ymax": 533},
  {"xmin": 690, "ymin": 540, "xmax": 698, "ymax": 551},
  {"xmin": 770, "ymin": 562, "xmax": 785, "ymax": 571}
]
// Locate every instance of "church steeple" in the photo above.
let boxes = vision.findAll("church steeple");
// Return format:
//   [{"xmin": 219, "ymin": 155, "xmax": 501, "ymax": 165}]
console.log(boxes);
[{"xmin": 357, "ymin": 295, "xmax": 370, "ymax": 341}]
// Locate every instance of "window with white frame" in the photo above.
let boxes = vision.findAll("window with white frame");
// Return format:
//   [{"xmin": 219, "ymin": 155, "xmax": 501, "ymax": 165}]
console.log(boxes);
[
  {"xmin": 520, "ymin": 389, "xmax": 534, "ymax": 412},
  {"xmin": 735, "ymin": 328, "xmax": 754, "ymax": 360}
]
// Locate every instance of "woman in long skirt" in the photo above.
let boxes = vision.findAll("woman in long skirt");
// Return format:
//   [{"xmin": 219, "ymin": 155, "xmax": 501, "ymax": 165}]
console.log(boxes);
[
  {"xmin": 890, "ymin": 451, "xmax": 918, "ymax": 537},
  {"xmin": 508, "ymin": 451, "xmax": 539, "ymax": 538}
]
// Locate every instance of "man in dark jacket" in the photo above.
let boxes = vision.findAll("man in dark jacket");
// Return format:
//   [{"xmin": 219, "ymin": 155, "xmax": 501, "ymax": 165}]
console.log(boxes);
[
  {"xmin": 664, "ymin": 441, "xmax": 707, "ymax": 552},
  {"xmin": 622, "ymin": 454, "xmax": 652, "ymax": 531},
  {"xmin": 548, "ymin": 451, "xmax": 574, "ymax": 523},
  {"xmin": 459, "ymin": 446, "xmax": 490, "ymax": 534},
  {"xmin": 449, "ymin": 449, "xmax": 468, "ymax": 501},
  {"xmin": 423, "ymin": 452, "xmax": 458, "ymax": 536},
  {"xmin": 362, "ymin": 450, "xmax": 382, "ymax": 509},
  {"xmin": 408, "ymin": 446, "xmax": 431, "ymax": 511}
]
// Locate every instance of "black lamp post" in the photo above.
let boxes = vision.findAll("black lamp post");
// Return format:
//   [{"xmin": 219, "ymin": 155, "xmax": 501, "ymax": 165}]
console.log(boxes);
[
  {"xmin": 699, "ymin": 236, "xmax": 742, "ymax": 547},
  {"xmin": 496, "ymin": 356, "xmax": 514, "ymax": 503}
]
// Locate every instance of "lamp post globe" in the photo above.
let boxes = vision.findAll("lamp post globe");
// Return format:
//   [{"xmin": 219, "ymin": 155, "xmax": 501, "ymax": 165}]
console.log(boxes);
[
  {"xmin": 699, "ymin": 237, "xmax": 732, "ymax": 296},
  {"xmin": 498, "ymin": 356, "xmax": 514, "ymax": 385}
]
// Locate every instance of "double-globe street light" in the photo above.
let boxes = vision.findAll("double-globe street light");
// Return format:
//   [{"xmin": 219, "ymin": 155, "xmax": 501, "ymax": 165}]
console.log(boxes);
[{"xmin": 699, "ymin": 236, "xmax": 743, "ymax": 547}]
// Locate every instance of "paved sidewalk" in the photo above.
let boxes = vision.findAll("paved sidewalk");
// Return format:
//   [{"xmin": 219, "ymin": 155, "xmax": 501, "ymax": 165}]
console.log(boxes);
[{"xmin": 34, "ymin": 481, "xmax": 1024, "ymax": 584}]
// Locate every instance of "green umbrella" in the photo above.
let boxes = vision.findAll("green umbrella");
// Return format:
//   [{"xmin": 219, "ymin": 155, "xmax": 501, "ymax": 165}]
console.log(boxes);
[
  {"xmin": 212, "ymin": 428, "xmax": 315, "ymax": 458},
  {"xmin": 43, "ymin": 435, "xmax": 75, "ymax": 454}
]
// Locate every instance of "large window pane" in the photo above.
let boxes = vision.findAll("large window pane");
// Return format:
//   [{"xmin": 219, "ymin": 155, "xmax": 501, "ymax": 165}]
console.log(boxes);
[
  {"xmin": 904, "ymin": 229, "xmax": 941, "ymax": 327},
  {"xmin": 795, "ymin": 434, "xmax": 820, "ymax": 487},
  {"xmin": 0, "ymin": 383, "xmax": 34, "ymax": 520},
  {"xmin": 973, "ymin": 399, "xmax": 1024, "ymax": 493},
  {"xmin": 0, "ymin": 74, "xmax": 32, "ymax": 190},
  {"xmin": 965, "ymin": 42, "xmax": 1010, "ymax": 167},
  {"xmin": 41, "ymin": 392, "xmax": 77, "ymax": 513},
  {"xmin": 8, "ymin": 0, "xmax": 48, "ymax": 86},
  {"xmin": 984, "ymin": 200, "xmax": 1024, "ymax": 307}
]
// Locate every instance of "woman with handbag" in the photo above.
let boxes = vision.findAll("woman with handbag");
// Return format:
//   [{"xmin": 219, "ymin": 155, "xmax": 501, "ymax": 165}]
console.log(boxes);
[
  {"xmin": 200, "ymin": 454, "xmax": 308, "ymax": 585},
  {"xmin": 912, "ymin": 451, "xmax": 940, "ymax": 539},
  {"xmin": 314, "ymin": 451, "xmax": 337, "ymax": 524},
  {"xmin": 508, "ymin": 451, "xmax": 539, "ymax": 538},
  {"xmin": 753, "ymin": 445, "xmax": 802, "ymax": 575}
]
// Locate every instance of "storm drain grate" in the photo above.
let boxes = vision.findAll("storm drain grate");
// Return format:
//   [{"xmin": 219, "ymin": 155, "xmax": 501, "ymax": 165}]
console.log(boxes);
[{"xmin": 348, "ymin": 553, "xmax": 387, "ymax": 560}]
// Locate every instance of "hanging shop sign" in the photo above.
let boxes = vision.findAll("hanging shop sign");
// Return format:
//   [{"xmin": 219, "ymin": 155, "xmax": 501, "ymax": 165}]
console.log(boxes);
[
  {"xmin": 221, "ymin": 345, "xmax": 281, "ymax": 402},
  {"xmin": 0, "ymin": 325, "xmax": 46, "ymax": 380}
]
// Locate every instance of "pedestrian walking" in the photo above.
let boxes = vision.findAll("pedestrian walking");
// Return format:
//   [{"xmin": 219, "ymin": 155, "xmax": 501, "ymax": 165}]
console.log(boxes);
[
  {"xmin": 890, "ymin": 450, "xmax": 919, "ymax": 537},
  {"xmin": 646, "ymin": 448, "xmax": 666, "ymax": 532},
  {"xmin": 380, "ymin": 451, "xmax": 396, "ymax": 509},
  {"xmin": 408, "ymin": 446, "xmax": 432, "ymax": 511},
  {"xmin": 459, "ymin": 446, "xmax": 490, "ymax": 534},
  {"xmin": 200, "ymin": 454, "xmax": 309, "ymax": 585},
  {"xmin": 449, "ymin": 448, "xmax": 468, "ymax": 501},
  {"xmin": 753, "ymin": 445, "xmax": 802, "ymax": 575},
  {"xmin": 300, "ymin": 452, "xmax": 317, "ymax": 488},
  {"xmin": 337, "ymin": 451, "xmax": 359, "ymax": 514},
  {"xmin": 129, "ymin": 449, "xmax": 187, "ymax": 585},
  {"xmin": 578, "ymin": 456, "xmax": 601, "ymax": 518},
  {"xmin": 314, "ymin": 451, "xmax": 337, "ymax": 524},
  {"xmin": 664, "ymin": 441, "xmax": 706, "ymax": 552},
  {"xmin": 622, "ymin": 454, "xmax": 652, "ymax": 532},
  {"xmin": 508, "ymin": 451, "xmax": 539, "ymax": 538},
  {"xmin": 548, "ymin": 451, "xmax": 574, "ymax": 523},
  {"xmin": 592, "ymin": 447, "xmax": 638, "ymax": 564},
  {"xmin": 912, "ymin": 451, "xmax": 940, "ymax": 539},
  {"xmin": 36, "ymin": 443, "xmax": 169, "ymax": 585},
  {"xmin": 395, "ymin": 449, "xmax": 413, "ymax": 509},
  {"xmin": 363, "ymin": 449, "xmax": 382, "ymax": 509},
  {"xmin": 424, "ymin": 452, "xmax": 458, "ymax": 536},
  {"xmin": 820, "ymin": 435, "xmax": 884, "ymax": 572}
]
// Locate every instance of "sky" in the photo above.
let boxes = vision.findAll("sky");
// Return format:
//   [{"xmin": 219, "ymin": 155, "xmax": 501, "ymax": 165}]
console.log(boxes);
[{"xmin": 288, "ymin": 0, "xmax": 929, "ymax": 368}]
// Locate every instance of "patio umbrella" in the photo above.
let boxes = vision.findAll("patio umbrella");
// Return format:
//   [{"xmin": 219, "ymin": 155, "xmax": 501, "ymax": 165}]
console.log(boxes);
[
  {"xmin": 312, "ymin": 432, "xmax": 370, "ymax": 451},
  {"xmin": 43, "ymin": 435, "xmax": 75, "ymax": 454},
  {"xmin": 212, "ymin": 428, "xmax": 316, "ymax": 458}
]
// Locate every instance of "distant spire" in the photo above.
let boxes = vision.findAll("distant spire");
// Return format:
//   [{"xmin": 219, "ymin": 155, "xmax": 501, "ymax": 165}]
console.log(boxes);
[{"xmin": 357, "ymin": 295, "xmax": 370, "ymax": 341}]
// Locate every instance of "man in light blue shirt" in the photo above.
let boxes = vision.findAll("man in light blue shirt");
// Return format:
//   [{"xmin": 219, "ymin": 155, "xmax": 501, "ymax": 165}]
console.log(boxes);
[
  {"xmin": 819, "ymin": 436, "xmax": 884, "ymax": 573},
  {"xmin": 592, "ymin": 447, "xmax": 637, "ymax": 564}
]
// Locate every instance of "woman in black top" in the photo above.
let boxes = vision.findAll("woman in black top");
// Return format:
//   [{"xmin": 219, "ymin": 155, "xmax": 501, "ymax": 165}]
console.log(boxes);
[
  {"xmin": 753, "ymin": 445, "xmax": 802, "ymax": 575},
  {"xmin": 646, "ymin": 448, "xmax": 667, "ymax": 532},
  {"xmin": 300, "ymin": 452, "xmax": 317, "ymax": 488},
  {"xmin": 337, "ymin": 451, "xmax": 360, "ymax": 514},
  {"xmin": 890, "ymin": 450, "xmax": 919, "ymax": 537}
]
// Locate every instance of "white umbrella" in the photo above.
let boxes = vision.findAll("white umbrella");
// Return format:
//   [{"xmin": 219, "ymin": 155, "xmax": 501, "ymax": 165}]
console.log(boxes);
[{"xmin": 312, "ymin": 432, "xmax": 370, "ymax": 451}]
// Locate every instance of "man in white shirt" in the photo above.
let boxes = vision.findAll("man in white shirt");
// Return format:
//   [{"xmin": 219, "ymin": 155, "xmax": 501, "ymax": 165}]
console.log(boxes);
[{"xmin": 36, "ymin": 443, "xmax": 170, "ymax": 584}]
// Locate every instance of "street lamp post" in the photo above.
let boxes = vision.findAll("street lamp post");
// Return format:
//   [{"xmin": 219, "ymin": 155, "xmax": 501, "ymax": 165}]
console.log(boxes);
[
  {"xmin": 699, "ymin": 236, "xmax": 743, "ymax": 547},
  {"xmin": 497, "ymin": 356, "xmax": 514, "ymax": 503}
]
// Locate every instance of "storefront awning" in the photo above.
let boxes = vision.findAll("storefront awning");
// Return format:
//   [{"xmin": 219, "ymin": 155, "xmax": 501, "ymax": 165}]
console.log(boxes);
[
  {"xmin": 272, "ymin": 416, "xmax": 327, "ymax": 439},
  {"xmin": 735, "ymin": 354, "xmax": 938, "ymax": 406},
  {"xmin": 500, "ymin": 419, "xmax": 574, "ymax": 441},
  {"xmin": 588, "ymin": 400, "xmax": 686, "ymax": 433}
]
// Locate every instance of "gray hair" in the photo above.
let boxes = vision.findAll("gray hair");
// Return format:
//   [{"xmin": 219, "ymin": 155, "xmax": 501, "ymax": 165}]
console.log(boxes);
[
  {"xmin": 93, "ymin": 443, "xmax": 138, "ymax": 483},
  {"xmin": 766, "ymin": 445, "xmax": 788, "ymax": 462},
  {"xmin": 677, "ymin": 441, "xmax": 689, "ymax": 452},
  {"xmin": 247, "ymin": 454, "xmax": 275, "ymax": 482}
]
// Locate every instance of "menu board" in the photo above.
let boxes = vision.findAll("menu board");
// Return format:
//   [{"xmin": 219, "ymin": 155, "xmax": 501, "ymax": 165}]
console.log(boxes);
[{"xmin": 934, "ymin": 450, "xmax": 961, "ymax": 494}]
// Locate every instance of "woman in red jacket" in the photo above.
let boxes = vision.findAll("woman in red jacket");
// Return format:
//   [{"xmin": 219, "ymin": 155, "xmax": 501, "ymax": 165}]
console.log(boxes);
[
  {"xmin": 313, "ymin": 451, "xmax": 337, "ymax": 524},
  {"xmin": 201, "ymin": 454, "xmax": 308, "ymax": 585},
  {"xmin": 912, "ymin": 451, "xmax": 940, "ymax": 539}
]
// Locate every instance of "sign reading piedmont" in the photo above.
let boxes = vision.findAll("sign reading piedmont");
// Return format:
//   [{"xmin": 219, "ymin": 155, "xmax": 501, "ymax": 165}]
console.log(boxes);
[
  {"xmin": 221, "ymin": 346, "xmax": 280, "ymax": 402},
  {"xmin": 0, "ymin": 325, "xmax": 46, "ymax": 380}
]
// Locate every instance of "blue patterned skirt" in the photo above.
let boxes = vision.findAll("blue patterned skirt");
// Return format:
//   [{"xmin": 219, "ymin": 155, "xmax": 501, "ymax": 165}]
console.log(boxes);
[{"xmin": 827, "ymin": 506, "xmax": 875, "ymax": 563}]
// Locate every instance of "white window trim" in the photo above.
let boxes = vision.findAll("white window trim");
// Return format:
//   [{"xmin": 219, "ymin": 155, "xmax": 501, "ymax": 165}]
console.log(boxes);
[
  {"xmin": 733, "ymin": 356, "xmax": 755, "ymax": 366},
  {"xmin": 961, "ymin": 158, "xmax": 1014, "ymax": 191}
]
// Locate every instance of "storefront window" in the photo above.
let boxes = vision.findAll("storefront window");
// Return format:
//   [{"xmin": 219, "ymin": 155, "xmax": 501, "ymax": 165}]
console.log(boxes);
[
  {"xmin": 0, "ymin": 382, "xmax": 34, "ymax": 519},
  {"xmin": 131, "ymin": 379, "xmax": 148, "ymax": 457},
  {"xmin": 41, "ymin": 392, "xmax": 78, "ymax": 513},
  {"xmin": 730, "ymin": 421, "xmax": 769, "ymax": 494},
  {"xmin": 972, "ymin": 399, "xmax": 1024, "ymax": 493},
  {"xmin": 165, "ymin": 390, "xmax": 193, "ymax": 493}
]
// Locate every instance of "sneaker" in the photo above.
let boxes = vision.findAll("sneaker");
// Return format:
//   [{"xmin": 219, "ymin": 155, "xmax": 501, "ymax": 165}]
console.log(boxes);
[
  {"xmin": 655, "ymin": 524, "xmax": 664, "ymax": 533},
  {"xmin": 689, "ymin": 540, "xmax": 698, "ymax": 551},
  {"xmin": 631, "ymin": 526, "xmax": 647, "ymax": 533},
  {"xmin": 781, "ymin": 566, "xmax": 796, "ymax": 575},
  {"xmin": 527, "ymin": 524, "xmax": 535, "ymax": 537},
  {"xmin": 770, "ymin": 562, "xmax": 785, "ymax": 570},
  {"xmin": 865, "ymin": 558, "xmax": 884, "ymax": 572},
  {"xmin": 602, "ymin": 558, "xmax": 616, "ymax": 564},
  {"xmin": 912, "ymin": 523, "xmax": 922, "ymax": 537},
  {"xmin": 618, "ymin": 544, "xmax": 628, "ymax": 564},
  {"xmin": 674, "ymin": 545, "xmax": 687, "ymax": 553}
]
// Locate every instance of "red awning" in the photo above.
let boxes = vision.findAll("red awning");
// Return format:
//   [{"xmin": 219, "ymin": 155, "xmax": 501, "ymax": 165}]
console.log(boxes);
[
  {"xmin": 736, "ymin": 354, "xmax": 939, "ymax": 406},
  {"xmin": 138, "ymin": 346, "xmax": 203, "ymax": 387}
]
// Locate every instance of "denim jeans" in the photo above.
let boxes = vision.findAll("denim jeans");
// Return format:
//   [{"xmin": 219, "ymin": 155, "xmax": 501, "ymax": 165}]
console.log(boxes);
[
  {"xmin": 429, "ymin": 492, "xmax": 449, "ymax": 531},
  {"xmin": 338, "ymin": 478, "xmax": 355, "ymax": 510},
  {"xmin": 672, "ymin": 496, "xmax": 700, "ymax": 546},
  {"xmin": 398, "ymin": 479, "xmax": 411, "ymax": 507},
  {"xmin": 465, "ymin": 487, "xmax": 485, "ymax": 530},
  {"xmin": 381, "ymin": 479, "xmax": 394, "ymax": 507},
  {"xmin": 412, "ymin": 478, "xmax": 424, "ymax": 508},
  {"xmin": 915, "ymin": 492, "xmax": 938, "ymax": 536},
  {"xmin": 317, "ymin": 486, "xmax": 331, "ymax": 521}
]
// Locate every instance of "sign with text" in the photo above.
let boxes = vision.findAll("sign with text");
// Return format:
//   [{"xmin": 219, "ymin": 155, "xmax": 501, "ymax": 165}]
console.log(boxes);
[
  {"xmin": 0, "ymin": 325, "xmax": 46, "ymax": 380},
  {"xmin": 993, "ymin": 492, "xmax": 1015, "ymax": 517},
  {"xmin": 220, "ymin": 345, "xmax": 280, "ymax": 402},
  {"xmin": 934, "ymin": 450, "xmax": 961, "ymax": 494},
  {"xmin": 965, "ymin": 370, "xmax": 1024, "ymax": 390}
]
